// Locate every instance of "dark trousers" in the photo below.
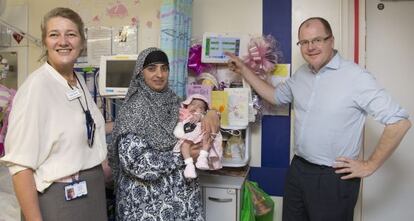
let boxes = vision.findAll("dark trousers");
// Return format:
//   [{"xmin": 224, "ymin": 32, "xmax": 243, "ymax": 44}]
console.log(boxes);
[{"xmin": 282, "ymin": 155, "xmax": 361, "ymax": 221}]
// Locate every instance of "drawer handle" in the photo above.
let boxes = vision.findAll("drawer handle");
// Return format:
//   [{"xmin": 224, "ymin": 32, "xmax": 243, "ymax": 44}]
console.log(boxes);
[{"xmin": 208, "ymin": 197, "xmax": 233, "ymax": 203}]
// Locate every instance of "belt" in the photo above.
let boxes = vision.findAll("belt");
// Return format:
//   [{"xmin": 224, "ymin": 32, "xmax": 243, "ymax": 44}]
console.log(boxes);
[{"xmin": 294, "ymin": 155, "xmax": 332, "ymax": 169}]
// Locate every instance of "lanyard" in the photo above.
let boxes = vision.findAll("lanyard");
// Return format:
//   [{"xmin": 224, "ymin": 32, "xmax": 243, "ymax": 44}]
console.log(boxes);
[
  {"xmin": 67, "ymin": 74, "xmax": 95, "ymax": 147},
  {"xmin": 67, "ymin": 74, "xmax": 89, "ymax": 113}
]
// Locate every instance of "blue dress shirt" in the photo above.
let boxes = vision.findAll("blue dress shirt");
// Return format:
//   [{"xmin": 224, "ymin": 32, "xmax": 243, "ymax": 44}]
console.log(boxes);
[{"xmin": 275, "ymin": 51, "xmax": 409, "ymax": 166}]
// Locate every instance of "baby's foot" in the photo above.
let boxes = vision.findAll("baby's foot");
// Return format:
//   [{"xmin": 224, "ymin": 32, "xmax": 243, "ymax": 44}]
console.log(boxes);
[
  {"xmin": 195, "ymin": 150, "xmax": 209, "ymax": 170},
  {"xmin": 184, "ymin": 163, "xmax": 197, "ymax": 178},
  {"xmin": 184, "ymin": 158, "xmax": 197, "ymax": 178},
  {"xmin": 195, "ymin": 156, "xmax": 209, "ymax": 170}
]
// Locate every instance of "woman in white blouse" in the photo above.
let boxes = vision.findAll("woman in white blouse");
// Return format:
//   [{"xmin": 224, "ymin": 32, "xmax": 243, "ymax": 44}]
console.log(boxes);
[{"xmin": 0, "ymin": 7, "xmax": 107, "ymax": 221}]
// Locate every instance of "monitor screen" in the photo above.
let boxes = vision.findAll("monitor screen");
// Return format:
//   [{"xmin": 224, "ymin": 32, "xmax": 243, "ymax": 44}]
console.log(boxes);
[
  {"xmin": 99, "ymin": 55, "xmax": 138, "ymax": 98},
  {"xmin": 106, "ymin": 60, "xmax": 136, "ymax": 87}
]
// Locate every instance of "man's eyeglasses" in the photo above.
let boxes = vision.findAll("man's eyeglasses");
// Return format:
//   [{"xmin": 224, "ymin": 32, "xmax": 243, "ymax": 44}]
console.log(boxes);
[{"xmin": 296, "ymin": 35, "xmax": 332, "ymax": 47}]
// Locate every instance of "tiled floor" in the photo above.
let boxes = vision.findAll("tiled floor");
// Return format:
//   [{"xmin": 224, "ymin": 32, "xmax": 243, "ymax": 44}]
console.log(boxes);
[{"xmin": 0, "ymin": 165, "xmax": 20, "ymax": 221}]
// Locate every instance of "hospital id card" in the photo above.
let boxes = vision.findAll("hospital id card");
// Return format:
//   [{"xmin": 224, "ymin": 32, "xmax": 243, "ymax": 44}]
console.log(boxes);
[{"xmin": 64, "ymin": 180, "xmax": 88, "ymax": 201}]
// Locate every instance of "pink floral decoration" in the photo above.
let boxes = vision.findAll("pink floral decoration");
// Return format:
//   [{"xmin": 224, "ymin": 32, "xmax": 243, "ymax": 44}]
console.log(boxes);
[{"xmin": 107, "ymin": 1, "xmax": 128, "ymax": 18}]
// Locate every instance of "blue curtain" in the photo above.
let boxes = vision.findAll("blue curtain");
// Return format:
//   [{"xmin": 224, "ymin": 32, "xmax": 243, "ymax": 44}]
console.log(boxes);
[{"xmin": 160, "ymin": 0, "xmax": 193, "ymax": 98}]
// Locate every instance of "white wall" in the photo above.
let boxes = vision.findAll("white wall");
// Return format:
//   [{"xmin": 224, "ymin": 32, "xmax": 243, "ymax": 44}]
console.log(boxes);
[{"xmin": 363, "ymin": 1, "xmax": 414, "ymax": 220}]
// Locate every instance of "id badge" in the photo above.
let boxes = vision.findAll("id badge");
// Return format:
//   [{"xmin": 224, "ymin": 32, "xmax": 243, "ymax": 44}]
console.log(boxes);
[
  {"xmin": 64, "ymin": 180, "xmax": 88, "ymax": 201},
  {"xmin": 66, "ymin": 89, "xmax": 82, "ymax": 101}
]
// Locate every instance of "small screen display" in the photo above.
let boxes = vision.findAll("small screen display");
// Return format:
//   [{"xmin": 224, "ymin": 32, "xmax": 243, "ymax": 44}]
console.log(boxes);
[
  {"xmin": 204, "ymin": 36, "xmax": 240, "ymax": 59},
  {"xmin": 106, "ymin": 60, "xmax": 136, "ymax": 87},
  {"xmin": 201, "ymin": 33, "xmax": 246, "ymax": 63}
]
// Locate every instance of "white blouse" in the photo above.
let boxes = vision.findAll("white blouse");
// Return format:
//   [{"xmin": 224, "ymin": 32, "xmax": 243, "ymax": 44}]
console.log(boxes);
[{"xmin": 1, "ymin": 63, "xmax": 107, "ymax": 192}]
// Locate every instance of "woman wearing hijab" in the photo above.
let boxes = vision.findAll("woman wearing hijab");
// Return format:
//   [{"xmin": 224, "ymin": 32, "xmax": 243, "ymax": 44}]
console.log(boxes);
[{"xmin": 109, "ymin": 47, "xmax": 219, "ymax": 220}]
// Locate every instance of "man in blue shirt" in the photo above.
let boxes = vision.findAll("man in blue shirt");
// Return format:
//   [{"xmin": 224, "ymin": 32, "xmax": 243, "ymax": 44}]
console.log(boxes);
[{"xmin": 226, "ymin": 17, "xmax": 411, "ymax": 221}]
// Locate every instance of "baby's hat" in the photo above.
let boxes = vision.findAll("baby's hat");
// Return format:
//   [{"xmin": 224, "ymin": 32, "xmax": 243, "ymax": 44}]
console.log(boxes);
[{"xmin": 182, "ymin": 94, "xmax": 210, "ymax": 109}]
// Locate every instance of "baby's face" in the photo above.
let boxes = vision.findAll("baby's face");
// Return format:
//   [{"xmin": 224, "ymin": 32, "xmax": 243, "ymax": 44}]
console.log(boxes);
[{"xmin": 187, "ymin": 99, "xmax": 207, "ymax": 114}]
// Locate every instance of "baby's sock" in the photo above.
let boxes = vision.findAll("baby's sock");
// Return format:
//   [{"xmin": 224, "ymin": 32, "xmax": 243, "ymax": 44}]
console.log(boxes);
[
  {"xmin": 195, "ymin": 150, "xmax": 209, "ymax": 170},
  {"xmin": 184, "ymin": 158, "xmax": 197, "ymax": 178}
]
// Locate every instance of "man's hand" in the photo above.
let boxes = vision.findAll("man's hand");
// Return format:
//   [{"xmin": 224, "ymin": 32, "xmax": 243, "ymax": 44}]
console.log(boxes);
[
  {"xmin": 225, "ymin": 52, "xmax": 248, "ymax": 75},
  {"xmin": 333, "ymin": 157, "xmax": 376, "ymax": 179},
  {"xmin": 334, "ymin": 119, "xmax": 411, "ymax": 180}
]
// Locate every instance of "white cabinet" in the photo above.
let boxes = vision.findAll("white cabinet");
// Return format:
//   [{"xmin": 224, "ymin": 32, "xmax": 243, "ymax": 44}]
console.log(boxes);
[
  {"xmin": 199, "ymin": 169, "xmax": 248, "ymax": 221},
  {"xmin": 204, "ymin": 187, "xmax": 238, "ymax": 220}
]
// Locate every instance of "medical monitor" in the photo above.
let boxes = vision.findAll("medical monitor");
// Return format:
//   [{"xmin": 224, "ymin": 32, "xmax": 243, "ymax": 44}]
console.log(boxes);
[{"xmin": 99, "ymin": 54, "xmax": 137, "ymax": 97}]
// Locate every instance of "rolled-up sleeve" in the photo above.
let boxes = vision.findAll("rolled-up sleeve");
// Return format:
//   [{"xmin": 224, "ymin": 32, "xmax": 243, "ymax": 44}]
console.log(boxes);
[
  {"xmin": 354, "ymin": 72, "xmax": 409, "ymax": 125},
  {"xmin": 1, "ymin": 81, "xmax": 45, "ymax": 174}
]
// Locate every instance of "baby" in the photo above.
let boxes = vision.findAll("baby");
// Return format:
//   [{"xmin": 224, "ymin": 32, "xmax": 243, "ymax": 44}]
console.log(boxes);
[{"xmin": 173, "ymin": 94, "xmax": 223, "ymax": 178}]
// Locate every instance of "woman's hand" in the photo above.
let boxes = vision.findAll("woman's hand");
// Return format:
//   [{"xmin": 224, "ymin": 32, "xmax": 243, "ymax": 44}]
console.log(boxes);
[{"xmin": 201, "ymin": 110, "xmax": 220, "ymax": 136}]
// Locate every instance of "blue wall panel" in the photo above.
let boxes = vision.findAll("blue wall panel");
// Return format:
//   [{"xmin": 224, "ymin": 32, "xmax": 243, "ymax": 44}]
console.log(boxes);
[
  {"xmin": 248, "ymin": 0, "xmax": 291, "ymax": 197},
  {"xmin": 261, "ymin": 115, "xmax": 290, "ymax": 168},
  {"xmin": 249, "ymin": 167, "xmax": 288, "ymax": 196}
]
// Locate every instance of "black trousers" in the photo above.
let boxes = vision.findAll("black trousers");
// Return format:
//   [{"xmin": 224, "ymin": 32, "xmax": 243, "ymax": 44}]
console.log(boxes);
[{"xmin": 282, "ymin": 155, "xmax": 361, "ymax": 221}]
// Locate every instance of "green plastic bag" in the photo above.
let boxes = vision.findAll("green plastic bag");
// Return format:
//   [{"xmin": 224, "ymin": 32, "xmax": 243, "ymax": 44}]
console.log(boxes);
[
  {"xmin": 250, "ymin": 181, "xmax": 274, "ymax": 221},
  {"xmin": 241, "ymin": 181, "xmax": 274, "ymax": 221},
  {"xmin": 241, "ymin": 180, "xmax": 256, "ymax": 221}
]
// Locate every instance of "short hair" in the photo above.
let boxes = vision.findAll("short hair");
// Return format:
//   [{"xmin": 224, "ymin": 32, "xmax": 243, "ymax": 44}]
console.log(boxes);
[
  {"xmin": 39, "ymin": 7, "xmax": 85, "ymax": 61},
  {"xmin": 298, "ymin": 17, "xmax": 333, "ymax": 38}
]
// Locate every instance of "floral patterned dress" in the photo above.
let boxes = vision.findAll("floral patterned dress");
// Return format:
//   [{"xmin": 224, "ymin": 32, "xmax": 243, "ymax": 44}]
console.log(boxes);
[{"xmin": 115, "ymin": 133, "xmax": 204, "ymax": 221}]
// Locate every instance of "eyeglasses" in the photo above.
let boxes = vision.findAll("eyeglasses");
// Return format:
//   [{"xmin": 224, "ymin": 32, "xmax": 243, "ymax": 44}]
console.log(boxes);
[{"xmin": 296, "ymin": 35, "xmax": 332, "ymax": 47}]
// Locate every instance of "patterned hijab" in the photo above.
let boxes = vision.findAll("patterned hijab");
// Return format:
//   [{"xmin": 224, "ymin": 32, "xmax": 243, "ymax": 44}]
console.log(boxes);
[{"xmin": 109, "ymin": 48, "xmax": 180, "ymax": 179}]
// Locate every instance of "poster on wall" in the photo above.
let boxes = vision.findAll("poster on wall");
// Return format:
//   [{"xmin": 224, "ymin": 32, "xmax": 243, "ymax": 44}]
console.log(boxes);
[
  {"xmin": 111, "ymin": 25, "xmax": 138, "ymax": 55},
  {"xmin": 86, "ymin": 26, "xmax": 112, "ymax": 66}
]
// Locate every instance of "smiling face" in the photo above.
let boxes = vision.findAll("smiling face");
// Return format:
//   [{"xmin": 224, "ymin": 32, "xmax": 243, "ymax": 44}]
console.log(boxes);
[
  {"xmin": 142, "ymin": 63, "xmax": 169, "ymax": 92},
  {"xmin": 44, "ymin": 16, "xmax": 83, "ymax": 72},
  {"xmin": 298, "ymin": 19, "xmax": 334, "ymax": 72}
]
